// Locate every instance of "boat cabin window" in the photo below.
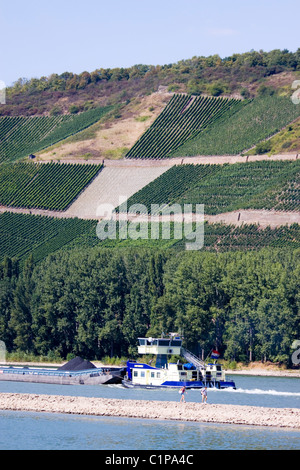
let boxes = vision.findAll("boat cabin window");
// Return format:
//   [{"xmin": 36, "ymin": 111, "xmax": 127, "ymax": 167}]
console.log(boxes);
[
  {"xmin": 138, "ymin": 338, "xmax": 158, "ymax": 346},
  {"xmin": 157, "ymin": 372, "xmax": 161, "ymax": 378},
  {"xmin": 138, "ymin": 337, "xmax": 182, "ymax": 347},
  {"xmin": 170, "ymin": 340, "xmax": 182, "ymax": 347},
  {"xmin": 133, "ymin": 371, "xmax": 138, "ymax": 377},
  {"xmin": 141, "ymin": 371, "xmax": 145, "ymax": 377},
  {"xmin": 216, "ymin": 365, "xmax": 222, "ymax": 371},
  {"xmin": 158, "ymin": 339, "xmax": 170, "ymax": 346},
  {"xmin": 150, "ymin": 372, "xmax": 155, "ymax": 378},
  {"xmin": 177, "ymin": 365, "xmax": 183, "ymax": 370}
]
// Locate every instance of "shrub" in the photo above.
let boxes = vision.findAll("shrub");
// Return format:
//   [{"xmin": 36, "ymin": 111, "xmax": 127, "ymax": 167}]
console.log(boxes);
[
  {"xmin": 69, "ymin": 104, "xmax": 80, "ymax": 114},
  {"xmin": 240, "ymin": 88, "xmax": 251, "ymax": 99},
  {"xmin": 255, "ymin": 140, "xmax": 272, "ymax": 154},
  {"xmin": 50, "ymin": 105, "xmax": 63, "ymax": 116},
  {"xmin": 257, "ymin": 84, "xmax": 276, "ymax": 96}
]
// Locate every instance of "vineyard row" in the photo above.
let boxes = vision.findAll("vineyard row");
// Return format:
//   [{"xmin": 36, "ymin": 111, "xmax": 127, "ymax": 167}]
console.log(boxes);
[{"xmin": 0, "ymin": 162, "xmax": 103, "ymax": 211}]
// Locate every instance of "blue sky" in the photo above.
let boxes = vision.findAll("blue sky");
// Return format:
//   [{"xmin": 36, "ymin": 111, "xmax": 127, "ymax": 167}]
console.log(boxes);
[{"xmin": 1, "ymin": 0, "xmax": 299, "ymax": 86}]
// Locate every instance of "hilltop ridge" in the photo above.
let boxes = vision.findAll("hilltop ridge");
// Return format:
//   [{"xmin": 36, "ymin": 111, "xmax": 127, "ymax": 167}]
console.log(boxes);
[{"xmin": 2, "ymin": 49, "xmax": 300, "ymax": 117}]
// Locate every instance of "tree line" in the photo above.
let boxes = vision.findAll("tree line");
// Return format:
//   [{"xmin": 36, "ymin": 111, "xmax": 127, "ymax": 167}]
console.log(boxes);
[
  {"xmin": 9, "ymin": 48, "xmax": 300, "ymax": 94},
  {"xmin": 0, "ymin": 246, "xmax": 299, "ymax": 366},
  {"xmin": 3, "ymin": 48, "xmax": 300, "ymax": 117}
]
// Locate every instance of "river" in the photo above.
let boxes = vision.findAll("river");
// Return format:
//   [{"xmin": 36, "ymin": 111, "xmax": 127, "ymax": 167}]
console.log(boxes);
[{"xmin": 0, "ymin": 374, "xmax": 299, "ymax": 450}]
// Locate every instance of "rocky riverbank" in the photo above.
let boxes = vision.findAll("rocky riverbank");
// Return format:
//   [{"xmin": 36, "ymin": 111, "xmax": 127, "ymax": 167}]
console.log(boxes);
[{"xmin": 0, "ymin": 393, "xmax": 299, "ymax": 429}]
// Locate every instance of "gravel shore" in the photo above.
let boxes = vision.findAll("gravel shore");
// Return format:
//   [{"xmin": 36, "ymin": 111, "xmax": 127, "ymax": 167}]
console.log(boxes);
[{"xmin": 0, "ymin": 393, "xmax": 299, "ymax": 429}]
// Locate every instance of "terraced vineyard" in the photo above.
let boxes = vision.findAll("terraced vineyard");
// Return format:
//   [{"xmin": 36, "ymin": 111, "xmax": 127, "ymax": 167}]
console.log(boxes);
[
  {"xmin": 1, "ymin": 212, "xmax": 299, "ymax": 263},
  {"xmin": 0, "ymin": 106, "xmax": 113, "ymax": 162},
  {"xmin": 180, "ymin": 222, "xmax": 300, "ymax": 251},
  {"xmin": 0, "ymin": 212, "xmax": 97, "ymax": 263},
  {"xmin": 0, "ymin": 162, "xmax": 102, "ymax": 210},
  {"xmin": 125, "ymin": 94, "xmax": 246, "ymax": 159},
  {"xmin": 97, "ymin": 221, "xmax": 300, "ymax": 252},
  {"xmin": 171, "ymin": 95, "xmax": 300, "ymax": 156},
  {"xmin": 118, "ymin": 160, "xmax": 300, "ymax": 214}
]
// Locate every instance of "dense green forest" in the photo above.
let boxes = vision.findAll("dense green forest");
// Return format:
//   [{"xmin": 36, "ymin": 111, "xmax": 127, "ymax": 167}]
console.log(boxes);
[{"xmin": 1, "ymin": 247, "xmax": 299, "ymax": 366}]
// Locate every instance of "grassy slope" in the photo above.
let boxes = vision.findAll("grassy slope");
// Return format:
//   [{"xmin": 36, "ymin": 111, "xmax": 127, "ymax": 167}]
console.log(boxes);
[{"xmin": 247, "ymin": 117, "xmax": 300, "ymax": 155}]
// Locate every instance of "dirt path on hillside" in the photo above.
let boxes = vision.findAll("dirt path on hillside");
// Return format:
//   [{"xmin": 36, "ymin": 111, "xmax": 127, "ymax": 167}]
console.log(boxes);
[
  {"xmin": 0, "ymin": 205, "xmax": 75, "ymax": 219},
  {"xmin": 1, "ymin": 153, "xmax": 299, "ymax": 226},
  {"xmin": 114, "ymin": 209, "xmax": 300, "ymax": 229},
  {"xmin": 37, "ymin": 152, "xmax": 299, "ymax": 167},
  {"xmin": 1, "ymin": 205, "xmax": 299, "ymax": 228}
]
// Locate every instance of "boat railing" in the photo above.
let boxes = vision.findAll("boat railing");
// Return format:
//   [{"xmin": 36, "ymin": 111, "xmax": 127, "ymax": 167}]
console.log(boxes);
[
  {"xmin": 0, "ymin": 368, "xmax": 106, "ymax": 377},
  {"xmin": 181, "ymin": 348, "xmax": 206, "ymax": 370}
]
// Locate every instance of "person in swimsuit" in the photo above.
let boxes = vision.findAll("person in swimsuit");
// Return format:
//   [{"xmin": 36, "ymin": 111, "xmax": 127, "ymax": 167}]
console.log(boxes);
[
  {"xmin": 179, "ymin": 386, "xmax": 187, "ymax": 402},
  {"xmin": 201, "ymin": 386, "xmax": 207, "ymax": 404}
]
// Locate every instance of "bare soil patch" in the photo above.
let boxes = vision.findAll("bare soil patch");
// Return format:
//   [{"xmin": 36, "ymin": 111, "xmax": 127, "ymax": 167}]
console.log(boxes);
[{"xmin": 37, "ymin": 92, "xmax": 171, "ymax": 161}]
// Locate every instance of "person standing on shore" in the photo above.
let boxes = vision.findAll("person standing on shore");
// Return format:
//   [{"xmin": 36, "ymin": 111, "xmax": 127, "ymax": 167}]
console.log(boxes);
[
  {"xmin": 179, "ymin": 386, "xmax": 187, "ymax": 403},
  {"xmin": 201, "ymin": 387, "xmax": 207, "ymax": 404}
]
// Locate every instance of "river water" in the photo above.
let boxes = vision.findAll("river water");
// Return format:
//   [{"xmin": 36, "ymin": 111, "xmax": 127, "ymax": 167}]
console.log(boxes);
[{"xmin": 0, "ymin": 374, "xmax": 299, "ymax": 450}]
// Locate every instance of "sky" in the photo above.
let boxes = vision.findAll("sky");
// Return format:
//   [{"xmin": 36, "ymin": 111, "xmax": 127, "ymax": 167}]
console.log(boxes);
[{"xmin": 1, "ymin": 0, "xmax": 300, "ymax": 87}]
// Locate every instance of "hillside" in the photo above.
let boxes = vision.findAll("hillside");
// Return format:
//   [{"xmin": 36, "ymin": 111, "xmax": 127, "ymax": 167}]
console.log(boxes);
[
  {"xmin": 125, "ymin": 94, "xmax": 245, "ymax": 159},
  {"xmin": 0, "ymin": 106, "xmax": 114, "ymax": 163},
  {"xmin": 248, "ymin": 116, "xmax": 300, "ymax": 155},
  {"xmin": 0, "ymin": 49, "xmax": 299, "ymax": 266},
  {"xmin": 0, "ymin": 50, "xmax": 300, "ymax": 367},
  {"xmin": 36, "ymin": 91, "xmax": 171, "ymax": 161},
  {"xmin": 2, "ymin": 49, "xmax": 300, "ymax": 117},
  {"xmin": 117, "ymin": 161, "xmax": 300, "ymax": 215},
  {"xmin": 171, "ymin": 95, "xmax": 300, "ymax": 157},
  {"xmin": 0, "ymin": 49, "xmax": 299, "ymax": 165}
]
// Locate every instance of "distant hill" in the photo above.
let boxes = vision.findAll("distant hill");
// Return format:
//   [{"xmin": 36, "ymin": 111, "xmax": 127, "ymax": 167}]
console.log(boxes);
[
  {"xmin": 1, "ymin": 49, "xmax": 299, "ymax": 162},
  {"xmin": 2, "ymin": 49, "xmax": 300, "ymax": 117}
]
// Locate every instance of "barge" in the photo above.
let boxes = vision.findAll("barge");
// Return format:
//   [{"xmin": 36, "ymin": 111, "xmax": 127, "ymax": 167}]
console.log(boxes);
[{"xmin": 0, "ymin": 357, "xmax": 125, "ymax": 385}]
